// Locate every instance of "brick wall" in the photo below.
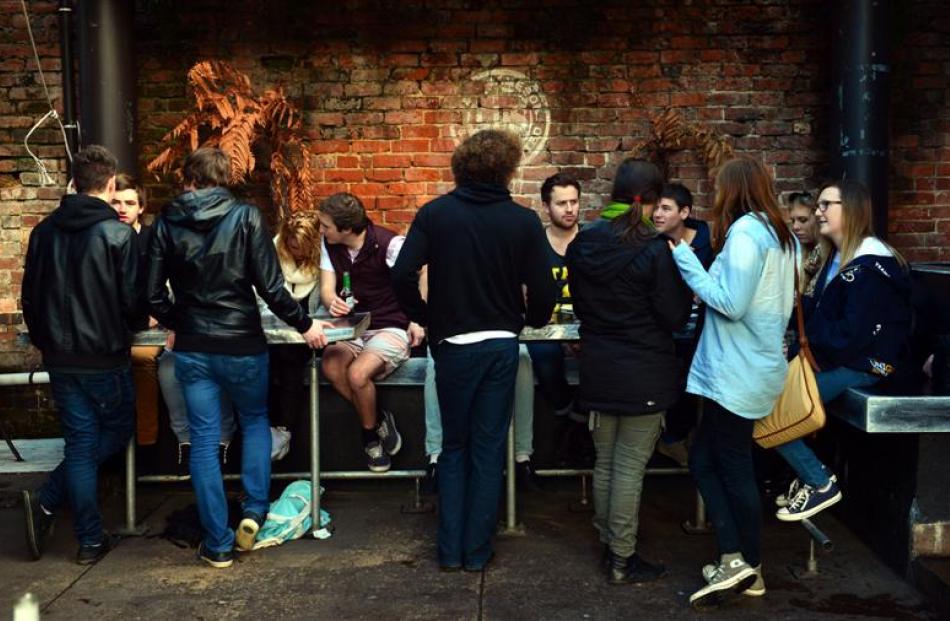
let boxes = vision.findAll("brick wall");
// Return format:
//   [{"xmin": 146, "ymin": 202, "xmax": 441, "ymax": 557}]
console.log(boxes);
[{"xmin": 0, "ymin": 1, "xmax": 948, "ymax": 433}]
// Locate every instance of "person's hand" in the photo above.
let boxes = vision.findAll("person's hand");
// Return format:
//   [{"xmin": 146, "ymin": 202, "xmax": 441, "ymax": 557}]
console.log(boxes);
[
  {"xmin": 328, "ymin": 296, "xmax": 353, "ymax": 317},
  {"xmin": 148, "ymin": 316, "xmax": 159, "ymax": 329},
  {"xmin": 668, "ymin": 238, "xmax": 688, "ymax": 252},
  {"xmin": 408, "ymin": 322, "xmax": 425, "ymax": 347},
  {"xmin": 165, "ymin": 330, "xmax": 175, "ymax": 351},
  {"xmin": 302, "ymin": 321, "xmax": 334, "ymax": 349}
]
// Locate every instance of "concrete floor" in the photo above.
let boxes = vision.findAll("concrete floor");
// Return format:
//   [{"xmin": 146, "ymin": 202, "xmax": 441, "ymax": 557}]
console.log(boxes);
[{"xmin": 0, "ymin": 474, "xmax": 940, "ymax": 620}]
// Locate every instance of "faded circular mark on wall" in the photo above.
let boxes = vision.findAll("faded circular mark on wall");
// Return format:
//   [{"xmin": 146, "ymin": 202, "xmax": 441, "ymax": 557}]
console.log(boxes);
[{"xmin": 451, "ymin": 68, "xmax": 551, "ymax": 165}]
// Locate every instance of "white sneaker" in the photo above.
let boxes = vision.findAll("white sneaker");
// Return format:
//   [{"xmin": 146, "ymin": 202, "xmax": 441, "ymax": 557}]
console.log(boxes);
[
  {"xmin": 703, "ymin": 563, "xmax": 765, "ymax": 596},
  {"xmin": 690, "ymin": 554, "xmax": 756, "ymax": 608},
  {"xmin": 270, "ymin": 426, "xmax": 291, "ymax": 461}
]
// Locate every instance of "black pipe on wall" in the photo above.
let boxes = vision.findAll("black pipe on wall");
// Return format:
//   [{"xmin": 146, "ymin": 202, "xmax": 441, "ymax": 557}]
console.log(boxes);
[
  {"xmin": 76, "ymin": 0, "xmax": 137, "ymax": 174},
  {"xmin": 57, "ymin": 0, "xmax": 78, "ymax": 174},
  {"xmin": 830, "ymin": 0, "xmax": 891, "ymax": 239}
]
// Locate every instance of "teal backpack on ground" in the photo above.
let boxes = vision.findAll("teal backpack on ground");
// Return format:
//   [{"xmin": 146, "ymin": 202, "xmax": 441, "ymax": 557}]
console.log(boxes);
[{"xmin": 251, "ymin": 480, "xmax": 331, "ymax": 549}]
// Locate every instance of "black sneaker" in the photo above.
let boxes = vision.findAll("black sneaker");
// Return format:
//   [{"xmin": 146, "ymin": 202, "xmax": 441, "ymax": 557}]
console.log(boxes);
[
  {"xmin": 515, "ymin": 460, "xmax": 544, "ymax": 492},
  {"xmin": 22, "ymin": 489, "xmax": 55, "ymax": 561},
  {"xmin": 376, "ymin": 410, "xmax": 402, "ymax": 456},
  {"xmin": 365, "ymin": 441, "xmax": 391, "ymax": 473},
  {"xmin": 197, "ymin": 541, "xmax": 233, "ymax": 569},
  {"xmin": 235, "ymin": 511, "xmax": 263, "ymax": 552},
  {"xmin": 421, "ymin": 460, "xmax": 438, "ymax": 495},
  {"xmin": 76, "ymin": 533, "xmax": 120, "ymax": 566},
  {"xmin": 608, "ymin": 552, "xmax": 667, "ymax": 585}
]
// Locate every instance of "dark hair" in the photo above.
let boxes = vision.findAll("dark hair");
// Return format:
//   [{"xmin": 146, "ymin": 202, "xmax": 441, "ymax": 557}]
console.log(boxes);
[
  {"xmin": 451, "ymin": 129, "xmax": 522, "ymax": 187},
  {"xmin": 114, "ymin": 173, "xmax": 147, "ymax": 212},
  {"xmin": 320, "ymin": 192, "xmax": 368, "ymax": 234},
  {"xmin": 72, "ymin": 145, "xmax": 117, "ymax": 194},
  {"xmin": 183, "ymin": 147, "xmax": 230, "ymax": 189},
  {"xmin": 611, "ymin": 157, "xmax": 663, "ymax": 205},
  {"xmin": 540, "ymin": 172, "xmax": 581, "ymax": 205},
  {"xmin": 787, "ymin": 191, "xmax": 813, "ymax": 209},
  {"xmin": 609, "ymin": 158, "xmax": 663, "ymax": 244},
  {"xmin": 712, "ymin": 157, "xmax": 793, "ymax": 254},
  {"xmin": 661, "ymin": 182, "xmax": 693, "ymax": 213}
]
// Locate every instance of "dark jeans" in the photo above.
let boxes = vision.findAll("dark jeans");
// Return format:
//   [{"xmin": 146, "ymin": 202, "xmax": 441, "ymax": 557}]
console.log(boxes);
[
  {"xmin": 526, "ymin": 341, "xmax": 572, "ymax": 411},
  {"xmin": 433, "ymin": 338, "xmax": 519, "ymax": 567},
  {"xmin": 175, "ymin": 351, "xmax": 271, "ymax": 553},
  {"xmin": 689, "ymin": 398, "xmax": 761, "ymax": 567},
  {"xmin": 42, "ymin": 367, "xmax": 136, "ymax": 546}
]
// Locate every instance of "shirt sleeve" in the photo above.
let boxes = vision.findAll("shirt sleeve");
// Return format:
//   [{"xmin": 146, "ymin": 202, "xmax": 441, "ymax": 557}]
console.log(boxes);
[
  {"xmin": 386, "ymin": 236, "xmax": 406, "ymax": 268},
  {"xmin": 672, "ymin": 227, "xmax": 765, "ymax": 321},
  {"xmin": 319, "ymin": 238, "xmax": 333, "ymax": 272}
]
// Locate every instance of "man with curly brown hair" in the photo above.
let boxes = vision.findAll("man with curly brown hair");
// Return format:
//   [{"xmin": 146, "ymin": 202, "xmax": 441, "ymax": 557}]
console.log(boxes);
[{"xmin": 392, "ymin": 129, "xmax": 556, "ymax": 571}]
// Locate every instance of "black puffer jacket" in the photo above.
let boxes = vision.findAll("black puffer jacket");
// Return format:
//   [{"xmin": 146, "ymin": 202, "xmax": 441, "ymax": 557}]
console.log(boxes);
[
  {"xmin": 23, "ymin": 194, "xmax": 144, "ymax": 370},
  {"xmin": 566, "ymin": 219, "xmax": 692, "ymax": 416},
  {"xmin": 147, "ymin": 187, "xmax": 312, "ymax": 355}
]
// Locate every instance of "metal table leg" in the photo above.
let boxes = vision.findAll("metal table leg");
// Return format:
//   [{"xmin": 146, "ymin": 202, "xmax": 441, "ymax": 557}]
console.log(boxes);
[
  {"xmin": 310, "ymin": 352, "xmax": 331, "ymax": 539},
  {"xmin": 119, "ymin": 439, "xmax": 147, "ymax": 536},
  {"xmin": 500, "ymin": 417, "xmax": 523, "ymax": 535}
]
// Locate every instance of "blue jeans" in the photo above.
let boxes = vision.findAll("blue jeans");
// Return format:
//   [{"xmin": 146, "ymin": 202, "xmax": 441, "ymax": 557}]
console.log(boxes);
[
  {"xmin": 432, "ymin": 338, "xmax": 518, "ymax": 567},
  {"xmin": 42, "ymin": 367, "xmax": 135, "ymax": 546},
  {"xmin": 775, "ymin": 366, "xmax": 879, "ymax": 487},
  {"xmin": 425, "ymin": 345, "xmax": 534, "ymax": 458},
  {"xmin": 526, "ymin": 341, "xmax": 572, "ymax": 412},
  {"xmin": 689, "ymin": 399, "xmax": 761, "ymax": 566},
  {"xmin": 175, "ymin": 351, "xmax": 272, "ymax": 553}
]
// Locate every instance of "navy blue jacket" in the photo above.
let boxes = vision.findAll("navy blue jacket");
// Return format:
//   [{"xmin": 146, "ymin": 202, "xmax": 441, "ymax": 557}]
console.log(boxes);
[{"xmin": 801, "ymin": 240, "xmax": 912, "ymax": 377}]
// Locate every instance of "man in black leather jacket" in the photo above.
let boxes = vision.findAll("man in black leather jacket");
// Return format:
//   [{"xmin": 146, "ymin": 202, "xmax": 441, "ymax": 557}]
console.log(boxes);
[
  {"xmin": 21, "ymin": 145, "xmax": 144, "ymax": 565},
  {"xmin": 147, "ymin": 148, "xmax": 327, "ymax": 568}
]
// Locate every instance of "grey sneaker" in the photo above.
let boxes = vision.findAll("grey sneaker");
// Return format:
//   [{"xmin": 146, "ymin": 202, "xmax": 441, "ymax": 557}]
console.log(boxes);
[
  {"xmin": 376, "ymin": 410, "xmax": 402, "ymax": 456},
  {"xmin": 235, "ymin": 511, "xmax": 263, "ymax": 552},
  {"xmin": 689, "ymin": 553, "xmax": 756, "ymax": 608},
  {"xmin": 703, "ymin": 562, "xmax": 765, "ymax": 596},
  {"xmin": 365, "ymin": 441, "xmax": 391, "ymax": 473}
]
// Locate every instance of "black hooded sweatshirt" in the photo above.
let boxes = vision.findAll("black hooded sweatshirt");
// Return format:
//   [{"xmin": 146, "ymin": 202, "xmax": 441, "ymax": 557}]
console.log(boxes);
[
  {"xmin": 392, "ymin": 183, "xmax": 556, "ymax": 345},
  {"xmin": 566, "ymin": 219, "xmax": 693, "ymax": 415},
  {"xmin": 147, "ymin": 186, "xmax": 312, "ymax": 355},
  {"xmin": 23, "ymin": 193, "xmax": 144, "ymax": 370}
]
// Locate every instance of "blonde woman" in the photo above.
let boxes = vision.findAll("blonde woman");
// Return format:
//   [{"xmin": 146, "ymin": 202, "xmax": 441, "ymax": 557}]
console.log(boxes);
[{"xmin": 269, "ymin": 212, "xmax": 321, "ymax": 460}]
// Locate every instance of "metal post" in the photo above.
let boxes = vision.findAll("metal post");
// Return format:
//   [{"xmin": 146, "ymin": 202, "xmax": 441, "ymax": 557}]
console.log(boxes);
[
  {"xmin": 500, "ymin": 418, "xmax": 523, "ymax": 535},
  {"xmin": 831, "ymin": 0, "xmax": 891, "ymax": 238},
  {"xmin": 57, "ymin": 0, "xmax": 78, "ymax": 163},
  {"xmin": 310, "ymin": 352, "xmax": 329, "ymax": 538},
  {"xmin": 119, "ymin": 439, "xmax": 146, "ymax": 535}
]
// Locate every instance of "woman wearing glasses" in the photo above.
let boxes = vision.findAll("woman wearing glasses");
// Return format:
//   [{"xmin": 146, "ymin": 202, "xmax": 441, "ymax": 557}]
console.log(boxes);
[{"xmin": 773, "ymin": 180, "xmax": 912, "ymax": 522}]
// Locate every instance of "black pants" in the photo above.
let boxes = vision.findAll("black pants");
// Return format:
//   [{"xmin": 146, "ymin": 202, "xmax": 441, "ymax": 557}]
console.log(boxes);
[
  {"xmin": 268, "ymin": 344, "xmax": 311, "ymax": 429},
  {"xmin": 688, "ymin": 398, "xmax": 761, "ymax": 567}
]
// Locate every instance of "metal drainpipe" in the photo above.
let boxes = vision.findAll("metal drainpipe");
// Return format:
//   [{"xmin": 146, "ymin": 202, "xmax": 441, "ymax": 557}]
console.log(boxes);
[
  {"xmin": 57, "ymin": 0, "xmax": 78, "ymax": 173},
  {"xmin": 830, "ymin": 0, "xmax": 891, "ymax": 239},
  {"xmin": 76, "ymin": 0, "xmax": 137, "ymax": 173}
]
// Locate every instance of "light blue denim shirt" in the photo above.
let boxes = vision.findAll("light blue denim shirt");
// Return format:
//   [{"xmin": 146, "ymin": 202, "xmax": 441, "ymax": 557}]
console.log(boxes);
[{"xmin": 672, "ymin": 213, "xmax": 798, "ymax": 419}]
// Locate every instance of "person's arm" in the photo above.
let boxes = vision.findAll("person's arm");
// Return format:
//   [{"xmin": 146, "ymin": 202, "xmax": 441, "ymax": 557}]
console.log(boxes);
[
  {"xmin": 147, "ymin": 217, "xmax": 177, "ymax": 330},
  {"xmin": 650, "ymin": 241, "xmax": 693, "ymax": 332},
  {"xmin": 806, "ymin": 269, "xmax": 882, "ymax": 363},
  {"xmin": 115, "ymin": 227, "xmax": 147, "ymax": 331},
  {"xmin": 671, "ymin": 227, "xmax": 765, "ymax": 321},
  {"xmin": 520, "ymin": 212, "xmax": 557, "ymax": 328},
  {"xmin": 21, "ymin": 229, "xmax": 38, "ymax": 335},
  {"xmin": 391, "ymin": 207, "xmax": 429, "ymax": 326}
]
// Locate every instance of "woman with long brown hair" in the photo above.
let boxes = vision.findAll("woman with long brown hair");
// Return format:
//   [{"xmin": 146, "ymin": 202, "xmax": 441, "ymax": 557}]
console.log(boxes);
[
  {"xmin": 669, "ymin": 157, "xmax": 798, "ymax": 607},
  {"xmin": 773, "ymin": 179, "xmax": 911, "ymax": 522}
]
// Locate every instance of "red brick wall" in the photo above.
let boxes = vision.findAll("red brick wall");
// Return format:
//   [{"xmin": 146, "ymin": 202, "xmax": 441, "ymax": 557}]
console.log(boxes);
[{"xmin": 0, "ymin": 0, "xmax": 949, "ymax": 380}]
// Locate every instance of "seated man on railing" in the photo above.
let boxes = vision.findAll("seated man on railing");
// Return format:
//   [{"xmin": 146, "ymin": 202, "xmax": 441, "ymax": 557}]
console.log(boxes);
[{"xmin": 317, "ymin": 192, "xmax": 424, "ymax": 473}]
